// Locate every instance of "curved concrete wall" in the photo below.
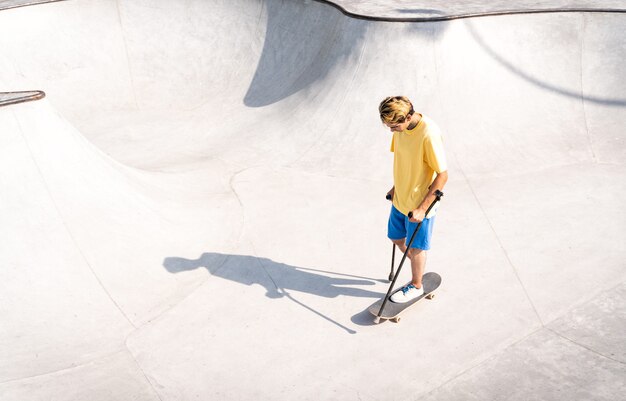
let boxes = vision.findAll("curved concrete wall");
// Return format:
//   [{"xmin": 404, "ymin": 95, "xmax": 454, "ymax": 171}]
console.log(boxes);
[{"xmin": 1, "ymin": 1, "xmax": 624, "ymax": 400}]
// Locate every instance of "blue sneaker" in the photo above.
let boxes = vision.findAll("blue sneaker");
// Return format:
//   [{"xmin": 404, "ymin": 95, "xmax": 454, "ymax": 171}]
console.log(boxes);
[{"xmin": 390, "ymin": 284, "xmax": 424, "ymax": 303}]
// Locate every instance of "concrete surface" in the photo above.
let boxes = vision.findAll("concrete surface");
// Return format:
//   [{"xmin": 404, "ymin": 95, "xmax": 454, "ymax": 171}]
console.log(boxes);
[{"xmin": 0, "ymin": 1, "xmax": 625, "ymax": 400}]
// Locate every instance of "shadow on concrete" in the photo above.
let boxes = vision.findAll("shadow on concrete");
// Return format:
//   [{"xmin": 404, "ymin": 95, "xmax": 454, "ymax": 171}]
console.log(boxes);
[
  {"xmin": 244, "ymin": 0, "xmax": 451, "ymax": 107},
  {"xmin": 163, "ymin": 252, "xmax": 385, "ymax": 333},
  {"xmin": 244, "ymin": 0, "xmax": 367, "ymax": 107},
  {"xmin": 350, "ymin": 309, "xmax": 381, "ymax": 327},
  {"xmin": 465, "ymin": 19, "xmax": 626, "ymax": 106}
]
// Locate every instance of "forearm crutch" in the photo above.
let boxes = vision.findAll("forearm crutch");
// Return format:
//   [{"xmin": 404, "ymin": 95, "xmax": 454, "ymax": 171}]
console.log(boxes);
[{"xmin": 375, "ymin": 190, "xmax": 444, "ymax": 324}]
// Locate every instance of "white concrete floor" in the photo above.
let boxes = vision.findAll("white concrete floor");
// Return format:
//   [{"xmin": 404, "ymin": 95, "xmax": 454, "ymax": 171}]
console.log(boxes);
[{"xmin": 1, "ymin": 1, "xmax": 625, "ymax": 400}]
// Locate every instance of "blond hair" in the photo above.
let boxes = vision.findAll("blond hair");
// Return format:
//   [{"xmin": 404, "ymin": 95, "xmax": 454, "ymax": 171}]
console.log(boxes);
[{"xmin": 378, "ymin": 96, "xmax": 414, "ymax": 124}]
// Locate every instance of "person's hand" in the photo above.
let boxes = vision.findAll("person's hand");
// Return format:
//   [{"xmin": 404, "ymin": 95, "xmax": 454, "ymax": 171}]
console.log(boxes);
[
  {"xmin": 408, "ymin": 208, "xmax": 426, "ymax": 223},
  {"xmin": 386, "ymin": 187, "xmax": 395, "ymax": 201}
]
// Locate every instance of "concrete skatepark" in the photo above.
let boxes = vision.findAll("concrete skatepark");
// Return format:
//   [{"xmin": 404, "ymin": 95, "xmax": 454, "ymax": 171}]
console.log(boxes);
[{"xmin": 1, "ymin": 0, "xmax": 625, "ymax": 400}]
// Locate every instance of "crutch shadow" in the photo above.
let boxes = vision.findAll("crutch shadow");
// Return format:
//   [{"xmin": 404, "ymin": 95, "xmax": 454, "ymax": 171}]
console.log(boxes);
[{"xmin": 163, "ymin": 252, "xmax": 386, "ymax": 333}]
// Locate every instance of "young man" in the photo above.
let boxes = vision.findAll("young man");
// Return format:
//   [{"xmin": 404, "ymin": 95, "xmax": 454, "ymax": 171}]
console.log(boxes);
[{"xmin": 379, "ymin": 96, "xmax": 448, "ymax": 303}]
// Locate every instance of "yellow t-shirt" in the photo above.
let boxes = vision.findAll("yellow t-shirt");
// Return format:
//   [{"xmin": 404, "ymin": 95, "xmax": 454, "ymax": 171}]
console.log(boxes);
[{"xmin": 390, "ymin": 115, "xmax": 447, "ymax": 216}]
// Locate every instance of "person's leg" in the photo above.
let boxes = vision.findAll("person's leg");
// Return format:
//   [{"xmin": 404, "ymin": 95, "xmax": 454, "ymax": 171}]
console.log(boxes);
[
  {"xmin": 406, "ymin": 215, "xmax": 435, "ymax": 288},
  {"xmin": 388, "ymin": 205, "xmax": 407, "ymax": 252},
  {"xmin": 390, "ymin": 216, "xmax": 435, "ymax": 303},
  {"xmin": 391, "ymin": 238, "xmax": 406, "ymax": 252},
  {"xmin": 392, "ymin": 238, "xmax": 425, "ymax": 288},
  {"xmin": 408, "ymin": 248, "xmax": 426, "ymax": 289}
]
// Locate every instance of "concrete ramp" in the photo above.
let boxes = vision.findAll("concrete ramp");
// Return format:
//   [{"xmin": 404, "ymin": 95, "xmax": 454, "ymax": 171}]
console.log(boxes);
[{"xmin": 1, "ymin": 1, "xmax": 625, "ymax": 400}]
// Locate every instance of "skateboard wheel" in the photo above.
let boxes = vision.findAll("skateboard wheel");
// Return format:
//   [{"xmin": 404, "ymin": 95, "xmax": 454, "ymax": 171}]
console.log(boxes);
[
  {"xmin": 392, "ymin": 317, "xmax": 401, "ymax": 323},
  {"xmin": 426, "ymin": 293, "xmax": 435, "ymax": 300}
]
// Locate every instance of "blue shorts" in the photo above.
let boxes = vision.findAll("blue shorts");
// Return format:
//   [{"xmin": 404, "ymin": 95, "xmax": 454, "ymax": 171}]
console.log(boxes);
[{"xmin": 387, "ymin": 205, "xmax": 436, "ymax": 250}]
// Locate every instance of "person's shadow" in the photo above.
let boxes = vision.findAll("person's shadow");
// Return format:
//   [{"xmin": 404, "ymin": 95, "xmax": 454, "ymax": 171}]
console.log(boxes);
[{"xmin": 163, "ymin": 252, "xmax": 385, "ymax": 333}]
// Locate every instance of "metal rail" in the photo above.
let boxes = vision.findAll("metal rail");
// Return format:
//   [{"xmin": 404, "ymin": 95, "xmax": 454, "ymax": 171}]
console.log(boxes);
[{"xmin": 0, "ymin": 91, "xmax": 46, "ymax": 107}]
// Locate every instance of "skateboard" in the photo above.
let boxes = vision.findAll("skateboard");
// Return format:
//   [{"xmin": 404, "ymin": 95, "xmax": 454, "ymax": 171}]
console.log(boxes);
[{"xmin": 368, "ymin": 272, "xmax": 441, "ymax": 323}]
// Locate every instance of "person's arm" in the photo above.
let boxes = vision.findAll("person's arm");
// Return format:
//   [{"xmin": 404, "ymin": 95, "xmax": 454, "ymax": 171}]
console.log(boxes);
[{"xmin": 409, "ymin": 171, "xmax": 448, "ymax": 222}]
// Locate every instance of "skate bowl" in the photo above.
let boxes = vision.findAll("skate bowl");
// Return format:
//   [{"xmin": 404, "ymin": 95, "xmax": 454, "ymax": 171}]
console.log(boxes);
[{"xmin": 1, "ymin": 0, "xmax": 625, "ymax": 400}]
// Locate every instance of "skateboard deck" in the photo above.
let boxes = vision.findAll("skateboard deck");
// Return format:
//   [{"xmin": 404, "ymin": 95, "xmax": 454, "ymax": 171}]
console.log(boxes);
[{"xmin": 368, "ymin": 272, "xmax": 442, "ymax": 323}]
